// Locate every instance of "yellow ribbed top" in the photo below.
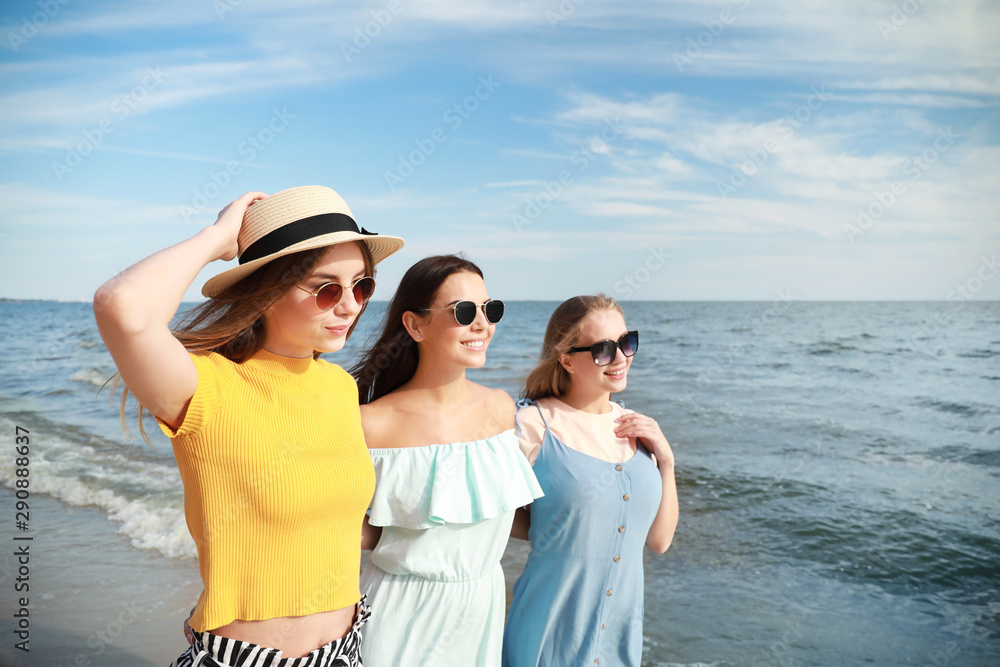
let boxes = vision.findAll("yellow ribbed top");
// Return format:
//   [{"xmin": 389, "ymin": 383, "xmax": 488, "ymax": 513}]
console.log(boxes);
[{"xmin": 157, "ymin": 349, "xmax": 374, "ymax": 632}]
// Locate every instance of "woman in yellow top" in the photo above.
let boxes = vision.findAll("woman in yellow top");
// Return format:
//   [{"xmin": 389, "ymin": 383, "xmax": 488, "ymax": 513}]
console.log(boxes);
[{"xmin": 94, "ymin": 186, "xmax": 403, "ymax": 667}]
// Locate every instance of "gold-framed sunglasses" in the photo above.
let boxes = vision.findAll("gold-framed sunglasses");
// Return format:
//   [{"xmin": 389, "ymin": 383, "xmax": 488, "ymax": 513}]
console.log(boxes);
[{"xmin": 295, "ymin": 276, "xmax": 376, "ymax": 310}]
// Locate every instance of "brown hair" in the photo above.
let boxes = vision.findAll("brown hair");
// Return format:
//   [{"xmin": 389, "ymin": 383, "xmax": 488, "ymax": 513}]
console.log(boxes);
[
  {"xmin": 117, "ymin": 242, "xmax": 375, "ymax": 444},
  {"xmin": 521, "ymin": 294, "xmax": 623, "ymax": 401},
  {"xmin": 351, "ymin": 254, "xmax": 483, "ymax": 404}
]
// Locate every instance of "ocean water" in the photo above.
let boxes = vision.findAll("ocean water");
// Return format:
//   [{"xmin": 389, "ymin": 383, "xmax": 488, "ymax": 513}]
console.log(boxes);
[{"xmin": 0, "ymin": 300, "xmax": 998, "ymax": 666}]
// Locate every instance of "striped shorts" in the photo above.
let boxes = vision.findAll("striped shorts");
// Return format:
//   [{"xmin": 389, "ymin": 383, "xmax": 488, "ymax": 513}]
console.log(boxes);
[{"xmin": 170, "ymin": 596, "xmax": 370, "ymax": 667}]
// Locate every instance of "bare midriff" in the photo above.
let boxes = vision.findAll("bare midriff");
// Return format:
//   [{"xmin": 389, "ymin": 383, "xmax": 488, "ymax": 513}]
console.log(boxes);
[{"xmin": 210, "ymin": 604, "xmax": 356, "ymax": 659}]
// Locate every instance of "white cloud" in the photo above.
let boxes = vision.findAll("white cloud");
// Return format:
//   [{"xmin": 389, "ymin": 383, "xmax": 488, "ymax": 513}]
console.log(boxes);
[
  {"xmin": 0, "ymin": 183, "xmax": 178, "ymax": 228},
  {"xmin": 830, "ymin": 93, "xmax": 990, "ymax": 109}
]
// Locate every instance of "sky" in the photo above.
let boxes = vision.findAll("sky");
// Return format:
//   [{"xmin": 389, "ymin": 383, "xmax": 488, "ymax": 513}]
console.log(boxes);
[{"xmin": 0, "ymin": 0, "xmax": 998, "ymax": 302}]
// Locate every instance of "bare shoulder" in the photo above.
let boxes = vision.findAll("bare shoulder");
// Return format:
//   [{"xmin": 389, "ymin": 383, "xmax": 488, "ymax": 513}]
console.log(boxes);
[
  {"xmin": 485, "ymin": 385, "xmax": 515, "ymax": 412},
  {"xmin": 474, "ymin": 383, "xmax": 516, "ymax": 431},
  {"xmin": 359, "ymin": 397, "xmax": 403, "ymax": 449}
]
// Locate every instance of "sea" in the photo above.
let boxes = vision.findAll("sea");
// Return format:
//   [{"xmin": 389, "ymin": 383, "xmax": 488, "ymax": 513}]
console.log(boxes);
[{"xmin": 0, "ymin": 300, "xmax": 998, "ymax": 666}]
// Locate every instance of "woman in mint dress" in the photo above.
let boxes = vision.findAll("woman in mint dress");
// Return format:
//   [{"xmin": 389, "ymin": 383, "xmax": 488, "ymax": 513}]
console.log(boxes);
[
  {"xmin": 503, "ymin": 295, "xmax": 679, "ymax": 667},
  {"xmin": 351, "ymin": 255, "xmax": 543, "ymax": 667}
]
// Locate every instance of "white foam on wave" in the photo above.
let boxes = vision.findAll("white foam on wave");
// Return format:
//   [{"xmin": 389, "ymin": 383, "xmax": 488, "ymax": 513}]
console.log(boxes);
[
  {"xmin": 68, "ymin": 367, "xmax": 110, "ymax": 388},
  {"xmin": 0, "ymin": 416, "xmax": 196, "ymax": 560}
]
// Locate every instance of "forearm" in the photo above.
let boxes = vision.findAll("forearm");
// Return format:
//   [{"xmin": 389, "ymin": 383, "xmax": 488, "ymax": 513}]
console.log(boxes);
[
  {"xmin": 361, "ymin": 515, "xmax": 382, "ymax": 551},
  {"xmin": 646, "ymin": 462, "xmax": 678, "ymax": 554},
  {"xmin": 510, "ymin": 507, "xmax": 531, "ymax": 541}
]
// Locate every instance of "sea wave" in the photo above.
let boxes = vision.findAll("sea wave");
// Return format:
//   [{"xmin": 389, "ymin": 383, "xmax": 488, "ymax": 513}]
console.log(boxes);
[
  {"xmin": 957, "ymin": 349, "xmax": 997, "ymax": 359},
  {"xmin": 0, "ymin": 416, "xmax": 195, "ymax": 560},
  {"xmin": 915, "ymin": 398, "xmax": 993, "ymax": 418},
  {"xmin": 807, "ymin": 341, "xmax": 859, "ymax": 355},
  {"xmin": 69, "ymin": 367, "xmax": 111, "ymax": 388}
]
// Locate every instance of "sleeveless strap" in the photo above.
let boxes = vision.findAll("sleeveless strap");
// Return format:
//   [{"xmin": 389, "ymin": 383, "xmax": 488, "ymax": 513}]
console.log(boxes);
[{"xmin": 514, "ymin": 397, "xmax": 549, "ymax": 435}]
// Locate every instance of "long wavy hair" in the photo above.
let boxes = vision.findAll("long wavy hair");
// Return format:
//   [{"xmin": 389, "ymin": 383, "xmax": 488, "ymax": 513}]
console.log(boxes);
[
  {"xmin": 522, "ymin": 294, "xmax": 623, "ymax": 401},
  {"xmin": 115, "ymin": 242, "xmax": 375, "ymax": 444},
  {"xmin": 351, "ymin": 254, "xmax": 483, "ymax": 404}
]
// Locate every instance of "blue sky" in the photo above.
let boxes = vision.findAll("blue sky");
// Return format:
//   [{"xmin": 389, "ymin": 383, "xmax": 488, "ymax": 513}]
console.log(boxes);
[{"xmin": 1, "ymin": 0, "xmax": 997, "ymax": 301}]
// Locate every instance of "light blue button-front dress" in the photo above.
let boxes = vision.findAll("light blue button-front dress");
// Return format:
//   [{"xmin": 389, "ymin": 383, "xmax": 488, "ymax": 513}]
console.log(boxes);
[
  {"xmin": 360, "ymin": 428, "xmax": 543, "ymax": 667},
  {"xmin": 503, "ymin": 399, "xmax": 663, "ymax": 667}
]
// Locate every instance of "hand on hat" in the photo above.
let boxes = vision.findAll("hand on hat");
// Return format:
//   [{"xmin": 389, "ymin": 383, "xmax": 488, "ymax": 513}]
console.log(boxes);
[{"xmin": 212, "ymin": 191, "xmax": 268, "ymax": 262}]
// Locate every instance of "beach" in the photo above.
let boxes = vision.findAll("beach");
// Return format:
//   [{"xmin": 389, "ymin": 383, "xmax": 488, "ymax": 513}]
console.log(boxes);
[
  {"xmin": 1, "ymin": 300, "xmax": 998, "ymax": 666},
  {"xmin": 0, "ymin": 488, "xmax": 200, "ymax": 666}
]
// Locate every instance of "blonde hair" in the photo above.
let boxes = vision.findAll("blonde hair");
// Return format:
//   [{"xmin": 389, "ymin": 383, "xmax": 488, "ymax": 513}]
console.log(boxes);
[{"xmin": 521, "ymin": 294, "xmax": 623, "ymax": 401}]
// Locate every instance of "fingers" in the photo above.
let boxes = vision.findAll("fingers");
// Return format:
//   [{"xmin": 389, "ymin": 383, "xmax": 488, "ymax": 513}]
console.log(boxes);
[
  {"xmin": 217, "ymin": 191, "xmax": 268, "ymax": 217},
  {"xmin": 614, "ymin": 414, "xmax": 668, "ymax": 447},
  {"xmin": 183, "ymin": 606, "xmax": 195, "ymax": 645},
  {"xmin": 238, "ymin": 190, "xmax": 268, "ymax": 203},
  {"xmin": 614, "ymin": 412, "xmax": 655, "ymax": 433}
]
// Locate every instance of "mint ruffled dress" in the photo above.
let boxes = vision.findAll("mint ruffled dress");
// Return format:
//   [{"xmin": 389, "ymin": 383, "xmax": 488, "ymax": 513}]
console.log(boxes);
[{"xmin": 359, "ymin": 428, "xmax": 543, "ymax": 667}]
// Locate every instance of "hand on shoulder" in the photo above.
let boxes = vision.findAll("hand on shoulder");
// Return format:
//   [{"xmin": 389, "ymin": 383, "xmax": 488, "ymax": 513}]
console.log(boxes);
[{"xmin": 614, "ymin": 410, "xmax": 674, "ymax": 468}]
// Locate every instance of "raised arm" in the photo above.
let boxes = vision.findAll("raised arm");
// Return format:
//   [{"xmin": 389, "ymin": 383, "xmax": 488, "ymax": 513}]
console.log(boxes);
[
  {"xmin": 615, "ymin": 411, "xmax": 678, "ymax": 554},
  {"xmin": 93, "ymin": 192, "xmax": 265, "ymax": 430}
]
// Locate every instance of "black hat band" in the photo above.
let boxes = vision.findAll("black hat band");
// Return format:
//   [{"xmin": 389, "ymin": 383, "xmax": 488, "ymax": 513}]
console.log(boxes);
[{"xmin": 239, "ymin": 213, "xmax": 378, "ymax": 265}]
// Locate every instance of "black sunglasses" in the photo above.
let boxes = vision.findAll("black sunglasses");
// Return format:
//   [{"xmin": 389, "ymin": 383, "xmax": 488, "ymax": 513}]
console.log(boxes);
[
  {"xmin": 567, "ymin": 331, "xmax": 639, "ymax": 366},
  {"xmin": 295, "ymin": 276, "xmax": 376, "ymax": 310},
  {"xmin": 423, "ymin": 299, "xmax": 505, "ymax": 326}
]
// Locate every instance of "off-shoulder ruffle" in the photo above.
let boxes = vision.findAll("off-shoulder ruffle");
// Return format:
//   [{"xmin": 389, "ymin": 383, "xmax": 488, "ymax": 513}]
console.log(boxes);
[{"xmin": 367, "ymin": 428, "xmax": 543, "ymax": 529}]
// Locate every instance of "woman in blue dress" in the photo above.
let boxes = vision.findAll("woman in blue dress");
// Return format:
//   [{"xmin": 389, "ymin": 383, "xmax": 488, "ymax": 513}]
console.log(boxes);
[
  {"xmin": 351, "ymin": 255, "xmax": 543, "ymax": 667},
  {"xmin": 503, "ymin": 294, "xmax": 679, "ymax": 667}
]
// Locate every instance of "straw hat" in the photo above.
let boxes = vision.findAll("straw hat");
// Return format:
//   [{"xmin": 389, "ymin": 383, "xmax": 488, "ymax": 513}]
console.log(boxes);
[{"xmin": 201, "ymin": 186, "xmax": 404, "ymax": 297}]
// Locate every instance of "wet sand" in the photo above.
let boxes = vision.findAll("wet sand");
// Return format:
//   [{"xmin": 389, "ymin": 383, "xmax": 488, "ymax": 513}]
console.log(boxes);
[{"xmin": 0, "ymin": 488, "xmax": 201, "ymax": 667}]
